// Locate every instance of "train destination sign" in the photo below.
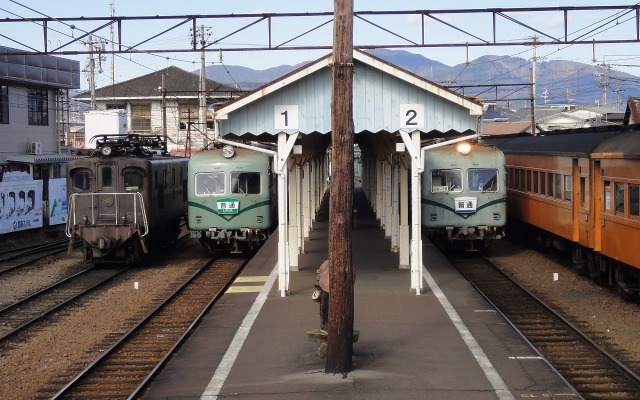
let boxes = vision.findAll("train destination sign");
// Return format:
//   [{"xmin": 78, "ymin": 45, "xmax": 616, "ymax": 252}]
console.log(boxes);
[{"xmin": 217, "ymin": 198, "xmax": 239, "ymax": 214}]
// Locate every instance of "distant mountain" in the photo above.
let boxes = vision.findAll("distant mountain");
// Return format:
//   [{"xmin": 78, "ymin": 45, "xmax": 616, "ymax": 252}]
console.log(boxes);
[{"xmin": 203, "ymin": 49, "xmax": 637, "ymax": 109}]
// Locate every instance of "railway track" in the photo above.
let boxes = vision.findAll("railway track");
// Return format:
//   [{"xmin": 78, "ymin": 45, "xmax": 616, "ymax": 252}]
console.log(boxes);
[
  {"xmin": 45, "ymin": 255, "xmax": 248, "ymax": 400},
  {"xmin": 0, "ymin": 266, "xmax": 129, "ymax": 342},
  {"xmin": 0, "ymin": 239, "xmax": 80, "ymax": 275},
  {"xmin": 450, "ymin": 255, "xmax": 640, "ymax": 400}
]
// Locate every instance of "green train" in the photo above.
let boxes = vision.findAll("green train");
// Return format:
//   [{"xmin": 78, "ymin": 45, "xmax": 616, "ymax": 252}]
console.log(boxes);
[
  {"xmin": 421, "ymin": 140, "xmax": 507, "ymax": 251},
  {"xmin": 187, "ymin": 145, "xmax": 276, "ymax": 253}
]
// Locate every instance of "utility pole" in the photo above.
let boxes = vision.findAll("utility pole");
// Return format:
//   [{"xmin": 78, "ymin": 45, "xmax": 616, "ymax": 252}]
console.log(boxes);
[
  {"xmin": 594, "ymin": 62, "xmax": 610, "ymax": 108},
  {"xmin": 528, "ymin": 35, "xmax": 537, "ymax": 135},
  {"xmin": 87, "ymin": 34, "xmax": 96, "ymax": 110},
  {"xmin": 84, "ymin": 35, "xmax": 105, "ymax": 111},
  {"xmin": 199, "ymin": 25, "xmax": 208, "ymax": 148},
  {"xmin": 326, "ymin": 0, "xmax": 355, "ymax": 374}
]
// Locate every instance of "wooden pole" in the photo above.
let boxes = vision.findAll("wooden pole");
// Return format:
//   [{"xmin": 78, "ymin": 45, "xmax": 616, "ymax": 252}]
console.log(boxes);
[{"xmin": 325, "ymin": 0, "xmax": 354, "ymax": 373}]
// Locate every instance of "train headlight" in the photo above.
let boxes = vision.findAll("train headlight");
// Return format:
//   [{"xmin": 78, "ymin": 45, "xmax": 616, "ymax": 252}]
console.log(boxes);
[
  {"xmin": 456, "ymin": 142, "xmax": 471, "ymax": 155},
  {"xmin": 222, "ymin": 145, "xmax": 235, "ymax": 158}
]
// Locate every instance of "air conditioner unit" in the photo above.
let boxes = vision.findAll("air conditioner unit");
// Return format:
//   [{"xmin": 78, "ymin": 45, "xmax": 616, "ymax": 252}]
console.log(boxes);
[{"xmin": 29, "ymin": 142, "xmax": 42, "ymax": 155}]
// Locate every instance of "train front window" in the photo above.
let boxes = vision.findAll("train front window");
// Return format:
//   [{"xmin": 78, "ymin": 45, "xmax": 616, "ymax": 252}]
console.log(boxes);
[
  {"xmin": 468, "ymin": 169, "xmax": 498, "ymax": 192},
  {"xmin": 431, "ymin": 169, "xmax": 462, "ymax": 193},
  {"xmin": 124, "ymin": 170, "xmax": 144, "ymax": 192},
  {"xmin": 231, "ymin": 172, "xmax": 261, "ymax": 194},
  {"xmin": 195, "ymin": 172, "xmax": 225, "ymax": 196},
  {"xmin": 71, "ymin": 169, "xmax": 91, "ymax": 192}
]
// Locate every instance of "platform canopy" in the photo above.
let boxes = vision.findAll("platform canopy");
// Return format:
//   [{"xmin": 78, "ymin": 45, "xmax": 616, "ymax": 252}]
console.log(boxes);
[{"xmin": 213, "ymin": 49, "xmax": 482, "ymax": 156}]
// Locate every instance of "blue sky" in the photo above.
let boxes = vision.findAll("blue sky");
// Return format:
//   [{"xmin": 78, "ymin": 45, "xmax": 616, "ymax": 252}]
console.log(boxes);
[{"xmin": 2, "ymin": 1, "xmax": 639, "ymax": 90}]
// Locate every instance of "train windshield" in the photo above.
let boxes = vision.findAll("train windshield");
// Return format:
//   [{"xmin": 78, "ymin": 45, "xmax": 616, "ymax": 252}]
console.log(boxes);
[
  {"xmin": 468, "ymin": 169, "xmax": 498, "ymax": 192},
  {"xmin": 71, "ymin": 169, "xmax": 91, "ymax": 193},
  {"xmin": 431, "ymin": 169, "xmax": 462, "ymax": 193},
  {"xmin": 124, "ymin": 169, "xmax": 144, "ymax": 192},
  {"xmin": 231, "ymin": 172, "xmax": 261, "ymax": 195},
  {"xmin": 195, "ymin": 172, "xmax": 225, "ymax": 196}
]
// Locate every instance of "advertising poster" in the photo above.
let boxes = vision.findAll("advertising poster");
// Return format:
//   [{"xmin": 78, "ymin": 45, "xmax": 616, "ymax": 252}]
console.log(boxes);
[
  {"xmin": 0, "ymin": 172, "xmax": 44, "ymax": 234},
  {"xmin": 48, "ymin": 178, "xmax": 68, "ymax": 226}
]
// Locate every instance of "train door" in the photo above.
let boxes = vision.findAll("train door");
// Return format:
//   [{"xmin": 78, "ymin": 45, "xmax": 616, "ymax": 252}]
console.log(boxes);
[
  {"xmin": 593, "ymin": 160, "xmax": 602, "ymax": 252},
  {"xmin": 97, "ymin": 163, "xmax": 118, "ymax": 220}
]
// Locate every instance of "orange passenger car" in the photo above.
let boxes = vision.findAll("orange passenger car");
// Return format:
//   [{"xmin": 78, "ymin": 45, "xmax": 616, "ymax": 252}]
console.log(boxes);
[{"xmin": 487, "ymin": 127, "xmax": 640, "ymax": 299}]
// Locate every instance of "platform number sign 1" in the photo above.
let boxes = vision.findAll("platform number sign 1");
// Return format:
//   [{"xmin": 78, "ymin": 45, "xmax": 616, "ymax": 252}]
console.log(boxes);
[
  {"xmin": 275, "ymin": 105, "xmax": 299, "ymax": 130},
  {"xmin": 400, "ymin": 104, "xmax": 424, "ymax": 129}
]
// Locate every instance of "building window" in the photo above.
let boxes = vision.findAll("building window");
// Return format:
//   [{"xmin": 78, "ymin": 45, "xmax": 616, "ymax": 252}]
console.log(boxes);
[
  {"xmin": 179, "ymin": 105, "xmax": 198, "ymax": 130},
  {"xmin": 28, "ymin": 89, "xmax": 48, "ymax": 126},
  {"xmin": 179, "ymin": 105, "xmax": 214, "ymax": 129},
  {"xmin": 0, "ymin": 85, "xmax": 8, "ymax": 124},
  {"xmin": 106, "ymin": 103, "xmax": 126, "ymax": 110},
  {"xmin": 131, "ymin": 104, "xmax": 151, "ymax": 131}
]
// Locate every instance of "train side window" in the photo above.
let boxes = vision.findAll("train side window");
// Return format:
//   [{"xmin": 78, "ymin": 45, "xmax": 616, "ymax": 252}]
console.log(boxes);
[
  {"xmin": 564, "ymin": 175, "xmax": 572, "ymax": 202},
  {"xmin": 580, "ymin": 177, "xmax": 586, "ymax": 206},
  {"xmin": 196, "ymin": 172, "xmax": 225, "ymax": 195},
  {"xmin": 123, "ymin": 169, "xmax": 144, "ymax": 192},
  {"xmin": 231, "ymin": 172, "xmax": 261, "ymax": 194},
  {"xmin": 540, "ymin": 172, "xmax": 546, "ymax": 196},
  {"xmin": 468, "ymin": 168, "xmax": 498, "ymax": 192},
  {"xmin": 630, "ymin": 185, "xmax": 639, "ymax": 217},
  {"xmin": 604, "ymin": 181, "xmax": 611, "ymax": 212},
  {"xmin": 526, "ymin": 170, "xmax": 531, "ymax": 192},
  {"xmin": 615, "ymin": 183, "xmax": 625, "ymax": 214},
  {"xmin": 533, "ymin": 171, "xmax": 539, "ymax": 194},
  {"xmin": 547, "ymin": 173, "xmax": 554, "ymax": 198},
  {"xmin": 555, "ymin": 174, "xmax": 562, "ymax": 200},
  {"xmin": 431, "ymin": 169, "xmax": 462, "ymax": 193},
  {"xmin": 71, "ymin": 169, "xmax": 91, "ymax": 192},
  {"xmin": 101, "ymin": 166, "xmax": 113, "ymax": 188}
]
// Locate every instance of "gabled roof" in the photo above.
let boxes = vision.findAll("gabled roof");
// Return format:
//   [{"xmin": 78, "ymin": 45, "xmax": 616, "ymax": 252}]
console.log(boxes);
[
  {"xmin": 214, "ymin": 49, "xmax": 483, "ymax": 143},
  {"xmin": 215, "ymin": 49, "xmax": 483, "ymax": 118},
  {"xmin": 482, "ymin": 122, "xmax": 533, "ymax": 135},
  {"xmin": 74, "ymin": 66, "xmax": 240, "ymax": 101}
]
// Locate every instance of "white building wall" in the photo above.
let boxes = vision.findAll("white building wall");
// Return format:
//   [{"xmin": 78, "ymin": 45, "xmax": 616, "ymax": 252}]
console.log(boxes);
[{"xmin": 0, "ymin": 85, "xmax": 57, "ymax": 163}]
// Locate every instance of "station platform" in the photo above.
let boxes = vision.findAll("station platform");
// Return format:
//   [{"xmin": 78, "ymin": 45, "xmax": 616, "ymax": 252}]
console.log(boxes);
[{"xmin": 142, "ymin": 187, "xmax": 579, "ymax": 400}]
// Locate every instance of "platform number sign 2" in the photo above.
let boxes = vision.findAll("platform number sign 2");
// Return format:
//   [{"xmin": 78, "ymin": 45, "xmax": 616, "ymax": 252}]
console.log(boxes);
[
  {"xmin": 400, "ymin": 104, "xmax": 424, "ymax": 129},
  {"xmin": 275, "ymin": 105, "xmax": 299, "ymax": 130}
]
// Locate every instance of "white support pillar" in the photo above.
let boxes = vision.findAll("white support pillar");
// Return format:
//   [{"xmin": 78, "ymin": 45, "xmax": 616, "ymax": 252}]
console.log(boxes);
[
  {"xmin": 409, "ymin": 130, "xmax": 423, "ymax": 294},
  {"xmin": 375, "ymin": 160, "xmax": 383, "ymax": 220},
  {"xmin": 399, "ymin": 157, "xmax": 410, "ymax": 269},
  {"xmin": 384, "ymin": 160, "xmax": 393, "ymax": 239},
  {"xmin": 391, "ymin": 161, "xmax": 400, "ymax": 253},
  {"xmin": 302, "ymin": 162, "xmax": 311, "ymax": 245},
  {"xmin": 275, "ymin": 131, "xmax": 298, "ymax": 297},
  {"xmin": 288, "ymin": 159, "xmax": 299, "ymax": 272}
]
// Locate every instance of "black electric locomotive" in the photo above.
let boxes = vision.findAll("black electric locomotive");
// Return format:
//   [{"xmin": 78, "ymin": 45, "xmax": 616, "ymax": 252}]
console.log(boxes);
[{"xmin": 65, "ymin": 134, "xmax": 188, "ymax": 264}]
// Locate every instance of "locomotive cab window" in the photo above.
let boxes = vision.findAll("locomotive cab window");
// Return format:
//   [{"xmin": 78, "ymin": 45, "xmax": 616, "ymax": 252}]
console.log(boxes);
[
  {"xmin": 468, "ymin": 169, "xmax": 498, "ymax": 192},
  {"xmin": 195, "ymin": 172, "xmax": 225, "ymax": 196},
  {"xmin": 431, "ymin": 169, "xmax": 462, "ymax": 193},
  {"xmin": 71, "ymin": 169, "xmax": 91, "ymax": 193},
  {"xmin": 124, "ymin": 169, "xmax": 144, "ymax": 192},
  {"xmin": 231, "ymin": 172, "xmax": 261, "ymax": 195}
]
